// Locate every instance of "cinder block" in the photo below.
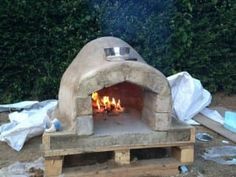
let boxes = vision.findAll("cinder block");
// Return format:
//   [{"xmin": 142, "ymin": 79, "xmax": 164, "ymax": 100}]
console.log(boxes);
[
  {"xmin": 76, "ymin": 96, "xmax": 92, "ymax": 116},
  {"xmin": 142, "ymin": 107, "xmax": 171, "ymax": 131},
  {"xmin": 126, "ymin": 69, "xmax": 148, "ymax": 87},
  {"xmin": 144, "ymin": 91, "xmax": 171, "ymax": 113},
  {"xmin": 76, "ymin": 115, "xmax": 94, "ymax": 136},
  {"xmin": 103, "ymin": 66, "xmax": 126, "ymax": 87}
]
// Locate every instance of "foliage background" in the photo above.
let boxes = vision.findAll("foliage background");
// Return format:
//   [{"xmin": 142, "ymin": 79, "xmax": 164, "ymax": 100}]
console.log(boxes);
[{"xmin": 0, "ymin": 0, "xmax": 235, "ymax": 103}]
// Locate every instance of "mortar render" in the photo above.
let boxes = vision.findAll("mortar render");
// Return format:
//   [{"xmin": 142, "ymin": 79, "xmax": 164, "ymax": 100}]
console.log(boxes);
[{"xmin": 55, "ymin": 36, "xmax": 172, "ymax": 134}]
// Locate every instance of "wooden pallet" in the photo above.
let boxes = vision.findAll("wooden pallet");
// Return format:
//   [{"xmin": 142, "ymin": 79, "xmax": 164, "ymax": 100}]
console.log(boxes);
[{"xmin": 43, "ymin": 119, "xmax": 195, "ymax": 177}]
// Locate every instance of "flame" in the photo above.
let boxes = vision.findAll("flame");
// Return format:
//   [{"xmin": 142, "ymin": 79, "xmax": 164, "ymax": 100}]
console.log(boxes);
[{"xmin": 92, "ymin": 92, "xmax": 124, "ymax": 114}]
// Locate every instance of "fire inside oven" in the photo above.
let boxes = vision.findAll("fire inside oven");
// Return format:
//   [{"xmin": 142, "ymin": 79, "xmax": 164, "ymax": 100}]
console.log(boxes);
[
  {"xmin": 92, "ymin": 82, "xmax": 143, "ymax": 117},
  {"xmin": 91, "ymin": 82, "xmax": 147, "ymax": 135}
]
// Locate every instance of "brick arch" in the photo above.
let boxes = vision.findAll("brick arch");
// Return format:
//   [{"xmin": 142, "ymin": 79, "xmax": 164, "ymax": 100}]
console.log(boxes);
[{"xmin": 76, "ymin": 62, "xmax": 169, "ymax": 97}]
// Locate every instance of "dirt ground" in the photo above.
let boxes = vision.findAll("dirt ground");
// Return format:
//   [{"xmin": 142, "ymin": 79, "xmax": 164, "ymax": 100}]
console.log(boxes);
[{"xmin": 0, "ymin": 92, "xmax": 235, "ymax": 177}]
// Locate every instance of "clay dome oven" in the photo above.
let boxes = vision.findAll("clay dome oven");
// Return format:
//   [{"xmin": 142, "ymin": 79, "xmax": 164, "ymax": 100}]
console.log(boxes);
[{"xmin": 55, "ymin": 37, "xmax": 172, "ymax": 136}]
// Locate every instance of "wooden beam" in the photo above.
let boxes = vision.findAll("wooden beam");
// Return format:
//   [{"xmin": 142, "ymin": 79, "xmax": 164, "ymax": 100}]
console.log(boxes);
[
  {"xmin": 114, "ymin": 149, "xmax": 130, "ymax": 165},
  {"xmin": 44, "ymin": 142, "xmax": 194, "ymax": 157},
  {"xmin": 45, "ymin": 156, "xmax": 64, "ymax": 177},
  {"xmin": 172, "ymin": 145, "xmax": 194, "ymax": 163},
  {"xmin": 42, "ymin": 133, "xmax": 51, "ymax": 151},
  {"xmin": 63, "ymin": 158, "xmax": 181, "ymax": 177}
]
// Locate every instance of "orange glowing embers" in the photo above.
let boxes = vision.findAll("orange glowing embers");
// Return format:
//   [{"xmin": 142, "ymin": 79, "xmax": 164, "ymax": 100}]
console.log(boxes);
[{"xmin": 92, "ymin": 92, "xmax": 124, "ymax": 114}]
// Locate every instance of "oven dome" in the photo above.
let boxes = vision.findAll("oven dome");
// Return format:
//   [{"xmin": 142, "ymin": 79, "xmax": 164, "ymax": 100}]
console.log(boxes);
[{"xmin": 54, "ymin": 37, "xmax": 172, "ymax": 135}]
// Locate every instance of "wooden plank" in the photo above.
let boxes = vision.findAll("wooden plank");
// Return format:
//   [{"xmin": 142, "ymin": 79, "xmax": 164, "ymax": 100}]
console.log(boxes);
[
  {"xmin": 172, "ymin": 145, "xmax": 194, "ymax": 163},
  {"xmin": 114, "ymin": 149, "xmax": 130, "ymax": 165},
  {"xmin": 62, "ymin": 158, "xmax": 181, "ymax": 177},
  {"xmin": 50, "ymin": 130, "xmax": 192, "ymax": 150},
  {"xmin": 45, "ymin": 156, "xmax": 64, "ymax": 177},
  {"xmin": 42, "ymin": 133, "xmax": 51, "ymax": 150},
  {"xmin": 44, "ymin": 141, "xmax": 194, "ymax": 157},
  {"xmin": 194, "ymin": 113, "xmax": 236, "ymax": 143},
  {"xmin": 43, "ymin": 131, "xmax": 75, "ymax": 137},
  {"xmin": 43, "ymin": 123, "xmax": 195, "ymax": 158},
  {"xmin": 43, "ymin": 128, "xmax": 193, "ymax": 157},
  {"xmin": 190, "ymin": 127, "xmax": 196, "ymax": 142}
]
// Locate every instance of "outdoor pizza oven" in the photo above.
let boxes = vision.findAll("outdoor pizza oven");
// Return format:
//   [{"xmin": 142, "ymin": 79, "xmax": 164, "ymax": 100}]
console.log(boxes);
[{"xmin": 55, "ymin": 37, "xmax": 172, "ymax": 136}]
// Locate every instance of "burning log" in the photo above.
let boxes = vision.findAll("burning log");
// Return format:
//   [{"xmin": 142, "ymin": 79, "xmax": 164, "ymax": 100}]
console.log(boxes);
[{"xmin": 92, "ymin": 92, "xmax": 124, "ymax": 116}]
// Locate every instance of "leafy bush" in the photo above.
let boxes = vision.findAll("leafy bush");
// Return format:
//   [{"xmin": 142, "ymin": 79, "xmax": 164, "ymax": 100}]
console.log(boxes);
[
  {"xmin": 0, "ymin": 0, "xmax": 100, "ymax": 103},
  {"xmin": 170, "ymin": 0, "xmax": 236, "ymax": 93}
]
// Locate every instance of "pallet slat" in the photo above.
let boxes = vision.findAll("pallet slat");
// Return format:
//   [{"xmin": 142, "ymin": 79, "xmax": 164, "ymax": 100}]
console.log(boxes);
[
  {"xmin": 43, "ymin": 128, "xmax": 195, "ymax": 157},
  {"xmin": 63, "ymin": 158, "xmax": 181, "ymax": 177},
  {"xmin": 114, "ymin": 149, "xmax": 130, "ymax": 165},
  {"xmin": 45, "ymin": 156, "xmax": 64, "ymax": 177},
  {"xmin": 172, "ymin": 145, "xmax": 194, "ymax": 163}
]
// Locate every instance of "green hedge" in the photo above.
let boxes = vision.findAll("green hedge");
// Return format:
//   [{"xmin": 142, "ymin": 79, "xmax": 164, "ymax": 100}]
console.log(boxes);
[
  {"xmin": 0, "ymin": 0, "xmax": 100, "ymax": 102},
  {"xmin": 0, "ymin": 0, "xmax": 235, "ymax": 103},
  {"xmin": 170, "ymin": 0, "xmax": 236, "ymax": 93}
]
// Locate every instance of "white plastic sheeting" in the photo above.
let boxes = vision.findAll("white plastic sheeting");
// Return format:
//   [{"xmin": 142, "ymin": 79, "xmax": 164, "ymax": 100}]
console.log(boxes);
[
  {"xmin": 167, "ymin": 72, "xmax": 224, "ymax": 124},
  {"xmin": 202, "ymin": 146, "xmax": 236, "ymax": 165},
  {"xmin": 0, "ymin": 101, "xmax": 38, "ymax": 112},
  {"xmin": 167, "ymin": 71, "xmax": 212, "ymax": 122},
  {"xmin": 0, "ymin": 157, "xmax": 44, "ymax": 177},
  {"xmin": 0, "ymin": 100, "xmax": 57, "ymax": 151}
]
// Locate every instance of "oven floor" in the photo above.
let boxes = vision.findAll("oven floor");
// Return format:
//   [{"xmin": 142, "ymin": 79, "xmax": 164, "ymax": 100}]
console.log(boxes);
[{"xmin": 93, "ymin": 109, "xmax": 152, "ymax": 136}]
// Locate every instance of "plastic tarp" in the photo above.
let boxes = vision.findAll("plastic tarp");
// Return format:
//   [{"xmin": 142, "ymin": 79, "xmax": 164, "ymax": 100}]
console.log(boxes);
[
  {"xmin": 0, "ymin": 100, "xmax": 57, "ymax": 151},
  {"xmin": 0, "ymin": 101, "xmax": 39, "ymax": 112},
  {"xmin": 0, "ymin": 157, "xmax": 44, "ymax": 177},
  {"xmin": 202, "ymin": 146, "xmax": 236, "ymax": 165},
  {"xmin": 167, "ymin": 71, "xmax": 212, "ymax": 122}
]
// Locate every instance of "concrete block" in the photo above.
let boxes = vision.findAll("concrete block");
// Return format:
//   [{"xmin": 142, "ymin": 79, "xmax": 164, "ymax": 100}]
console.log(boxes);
[
  {"xmin": 76, "ymin": 96, "xmax": 92, "ymax": 116},
  {"xmin": 76, "ymin": 115, "xmax": 94, "ymax": 136},
  {"xmin": 103, "ymin": 66, "xmax": 126, "ymax": 87},
  {"xmin": 144, "ymin": 91, "xmax": 171, "ymax": 113},
  {"xmin": 126, "ymin": 69, "xmax": 148, "ymax": 87},
  {"xmin": 142, "ymin": 107, "xmax": 171, "ymax": 131}
]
